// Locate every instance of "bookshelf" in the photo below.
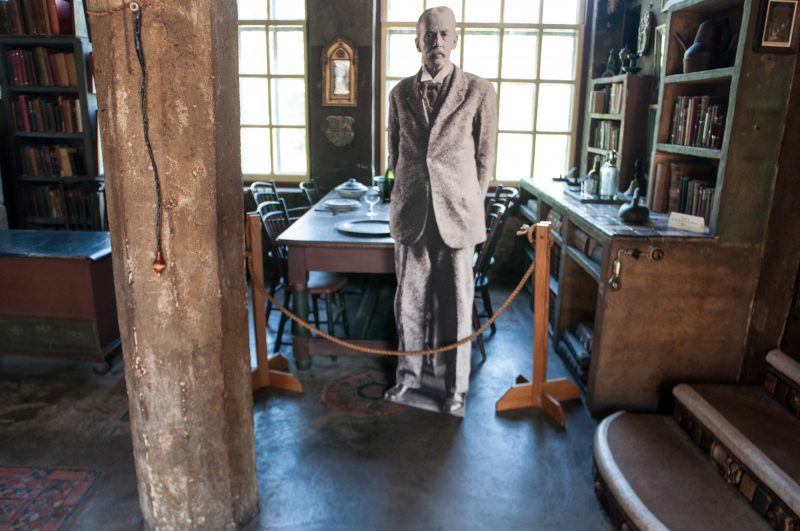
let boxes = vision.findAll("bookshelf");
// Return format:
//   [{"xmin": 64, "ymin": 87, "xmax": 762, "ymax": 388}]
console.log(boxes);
[
  {"xmin": 647, "ymin": 0, "xmax": 746, "ymax": 233},
  {"xmin": 582, "ymin": 73, "xmax": 653, "ymax": 193},
  {"xmin": 0, "ymin": 1, "xmax": 103, "ymax": 230}
]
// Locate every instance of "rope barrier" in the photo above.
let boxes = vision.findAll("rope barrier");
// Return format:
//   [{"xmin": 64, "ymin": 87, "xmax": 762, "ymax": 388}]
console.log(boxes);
[{"xmin": 263, "ymin": 224, "xmax": 540, "ymax": 357}]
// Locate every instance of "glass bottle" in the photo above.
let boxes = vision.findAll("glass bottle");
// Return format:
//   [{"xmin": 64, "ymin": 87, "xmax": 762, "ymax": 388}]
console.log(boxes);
[
  {"xmin": 383, "ymin": 168, "xmax": 395, "ymax": 202},
  {"xmin": 599, "ymin": 150, "xmax": 620, "ymax": 199},
  {"xmin": 584, "ymin": 156, "xmax": 601, "ymax": 196}
]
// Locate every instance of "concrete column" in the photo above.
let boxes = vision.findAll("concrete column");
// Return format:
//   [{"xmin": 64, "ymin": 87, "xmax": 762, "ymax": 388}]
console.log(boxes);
[{"xmin": 86, "ymin": 1, "xmax": 258, "ymax": 528}]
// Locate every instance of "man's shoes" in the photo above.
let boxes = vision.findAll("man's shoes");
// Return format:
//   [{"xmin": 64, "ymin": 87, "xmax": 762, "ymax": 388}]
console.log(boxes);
[
  {"xmin": 443, "ymin": 392, "xmax": 466, "ymax": 413},
  {"xmin": 384, "ymin": 384, "xmax": 412, "ymax": 401}
]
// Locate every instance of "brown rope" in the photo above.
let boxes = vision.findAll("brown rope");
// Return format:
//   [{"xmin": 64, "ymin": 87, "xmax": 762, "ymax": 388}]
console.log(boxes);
[{"xmin": 264, "ymin": 225, "xmax": 540, "ymax": 356}]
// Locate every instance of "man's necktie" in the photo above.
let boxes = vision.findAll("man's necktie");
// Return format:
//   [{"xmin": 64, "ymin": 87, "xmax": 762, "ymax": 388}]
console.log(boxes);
[{"xmin": 422, "ymin": 81, "xmax": 441, "ymax": 120}]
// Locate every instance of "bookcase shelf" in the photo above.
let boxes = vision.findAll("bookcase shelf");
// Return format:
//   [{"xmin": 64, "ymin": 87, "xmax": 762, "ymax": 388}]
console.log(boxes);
[
  {"xmin": 590, "ymin": 113, "xmax": 623, "ymax": 120},
  {"xmin": 655, "ymin": 143, "xmax": 723, "ymax": 159},
  {"xmin": 0, "ymin": 30, "xmax": 104, "ymax": 231},
  {"xmin": 8, "ymin": 85, "xmax": 79, "ymax": 93},
  {"xmin": 14, "ymin": 131, "xmax": 84, "ymax": 139},
  {"xmin": 581, "ymin": 74, "xmax": 654, "ymax": 193},
  {"xmin": 647, "ymin": 0, "xmax": 748, "ymax": 232},
  {"xmin": 663, "ymin": 67, "xmax": 735, "ymax": 85}
]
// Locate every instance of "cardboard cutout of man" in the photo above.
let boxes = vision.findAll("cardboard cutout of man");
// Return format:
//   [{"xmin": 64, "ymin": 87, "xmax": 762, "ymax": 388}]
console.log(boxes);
[{"xmin": 384, "ymin": 6, "xmax": 498, "ymax": 413}]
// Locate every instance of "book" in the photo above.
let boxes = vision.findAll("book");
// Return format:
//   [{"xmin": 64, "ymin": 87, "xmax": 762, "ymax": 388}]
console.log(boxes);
[
  {"xmin": 651, "ymin": 162, "xmax": 670, "ymax": 212},
  {"xmin": 669, "ymin": 161, "xmax": 712, "ymax": 213}
]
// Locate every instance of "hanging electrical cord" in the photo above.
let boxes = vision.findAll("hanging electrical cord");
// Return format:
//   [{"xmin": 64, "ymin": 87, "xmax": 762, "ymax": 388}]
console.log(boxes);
[{"xmin": 129, "ymin": 2, "xmax": 166, "ymax": 275}]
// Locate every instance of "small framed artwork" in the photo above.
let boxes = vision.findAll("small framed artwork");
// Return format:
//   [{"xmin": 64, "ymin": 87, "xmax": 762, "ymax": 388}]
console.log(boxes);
[
  {"xmin": 755, "ymin": 0, "xmax": 800, "ymax": 53},
  {"xmin": 322, "ymin": 37, "xmax": 358, "ymax": 107}
]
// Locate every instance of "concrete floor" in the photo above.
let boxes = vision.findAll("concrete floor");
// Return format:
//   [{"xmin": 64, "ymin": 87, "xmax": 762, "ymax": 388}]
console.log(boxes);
[{"xmin": 0, "ymin": 283, "xmax": 612, "ymax": 530}]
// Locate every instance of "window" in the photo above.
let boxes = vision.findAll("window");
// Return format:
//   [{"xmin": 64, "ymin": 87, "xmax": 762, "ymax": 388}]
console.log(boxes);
[
  {"xmin": 238, "ymin": 0, "xmax": 308, "ymax": 181},
  {"xmin": 382, "ymin": 0, "xmax": 584, "ymax": 182}
]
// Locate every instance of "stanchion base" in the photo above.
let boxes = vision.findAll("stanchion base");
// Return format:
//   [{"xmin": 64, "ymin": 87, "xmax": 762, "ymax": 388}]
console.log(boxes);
[
  {"xmin": 495, "ymin": 378, "xmax": 580, "ymax": 427},
  {"xmin": 251, "ymin": 367, "xmax": 303, "ymax": 393}
]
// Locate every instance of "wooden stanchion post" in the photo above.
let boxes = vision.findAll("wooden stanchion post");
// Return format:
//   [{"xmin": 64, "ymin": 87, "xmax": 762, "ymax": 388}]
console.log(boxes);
[
  {"xmin": 246, "ymin": 214, "xmax": 303, "ymax": 393},
  {"xmin": 495, "ymin": 222, "xmax": 579, "ymax": 426}
]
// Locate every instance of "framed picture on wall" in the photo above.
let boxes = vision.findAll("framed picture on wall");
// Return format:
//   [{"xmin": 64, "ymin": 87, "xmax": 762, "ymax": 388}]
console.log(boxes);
[
  {"xmin": 322, "ymin": 37, "xmax": 358, "ymax": 106},
  {"xmin": 755, "ymin": 0, "xmax": 800, "ymax": 52}
]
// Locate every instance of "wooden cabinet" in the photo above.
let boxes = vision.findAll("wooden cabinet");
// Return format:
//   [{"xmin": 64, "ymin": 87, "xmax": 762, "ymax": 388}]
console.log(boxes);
[
  {"xmin": 581, "ymin": 74, "xmax": 653, "ymax": 192},
  {"xmin": 519, "ymin": 179, "xmax": 760, "ymax": 414}
]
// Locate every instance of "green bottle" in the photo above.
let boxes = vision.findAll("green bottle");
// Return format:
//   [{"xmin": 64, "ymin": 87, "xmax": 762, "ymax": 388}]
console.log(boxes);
[{"xmin": 383, "ymin": 169, "xmax": 395, "ymax": 202}]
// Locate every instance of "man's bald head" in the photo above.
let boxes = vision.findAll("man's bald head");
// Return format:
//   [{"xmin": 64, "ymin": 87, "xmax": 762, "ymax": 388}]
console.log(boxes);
[{"xmin": 415, "ymin": 6, "xmax": 458, "ymax": 77}]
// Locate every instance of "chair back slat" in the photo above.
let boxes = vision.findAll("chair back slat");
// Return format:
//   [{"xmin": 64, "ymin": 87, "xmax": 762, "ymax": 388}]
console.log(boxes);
[
  {"xmin": 299, "ymin": 180, "xmax": 320, "ymax": 205},
  {"xmin": 475, "ymin": 202, "xmax": 508, "ymax": 281},
  {"xmin": 250, "ymin": 180, "xmax": 279, "ymax": 206}
]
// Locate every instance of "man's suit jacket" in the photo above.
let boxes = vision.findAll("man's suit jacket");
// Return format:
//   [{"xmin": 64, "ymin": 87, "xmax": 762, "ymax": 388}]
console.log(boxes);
[{"xmin": 387, "ymin": 65, "xmax": 498, "ymax": 250}]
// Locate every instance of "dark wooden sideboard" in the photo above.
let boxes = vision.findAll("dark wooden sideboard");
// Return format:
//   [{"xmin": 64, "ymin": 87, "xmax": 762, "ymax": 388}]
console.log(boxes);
[{"xmin": 0, "ymin": 230, "xmax": 120, "ymax": 373}]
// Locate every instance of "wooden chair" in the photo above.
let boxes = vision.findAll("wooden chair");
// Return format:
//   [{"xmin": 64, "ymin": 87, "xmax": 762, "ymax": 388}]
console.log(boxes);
[
  {"xmin": 486, "ymin": 185, "xmax": 518, "ymax": 222},
  {"xmin": 299, "ymin": 180, "xmax": 321, "ymax": 206},
  {"xmin": 258, "ymin": 206, "xmax": 350, "ymax": 352},
  {"xmin": 472, "ymin": 202, "xmax": 510, "ymax": 360},
  {"xmin": 251, "ymin": 181, "xmax": 309, "ymax": 222}
]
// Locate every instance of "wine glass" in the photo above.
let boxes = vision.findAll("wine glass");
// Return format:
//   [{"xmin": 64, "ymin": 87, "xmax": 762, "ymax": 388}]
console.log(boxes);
[{"xmin": 364, "ymin": 186, "xmax": 381, "ymax": 217}]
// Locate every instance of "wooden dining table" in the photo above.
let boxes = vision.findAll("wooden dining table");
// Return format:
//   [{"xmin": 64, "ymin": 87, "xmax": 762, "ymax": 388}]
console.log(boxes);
[{"xmin": 277, "ymin": 191, "xmax": 396, "ymax": 369}]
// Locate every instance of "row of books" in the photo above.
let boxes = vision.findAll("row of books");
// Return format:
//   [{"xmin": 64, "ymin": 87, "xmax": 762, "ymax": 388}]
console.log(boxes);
[
  {"xmin": 10, "ymin": 94, "xmax": 83, "ymax": 133},
  {"xmin": 556, "ymin": 322, "xmax": 594, "ymax": 385},
  {"xmin": 651, "ymin": 160, "xmax": 716, "ymax": 223},
  {"xmin": 24, "ymin": 184, "xmax": 103, "ymax": 229},
  {"xmin": 0, "ymin": 0, "xmax": 74, "ymax": 35},
  {"xmin": 668, "ymin": 95, "xmax": 727, "ymax": 149},
  {"xmin": 589, "ymin": 82, "xmax": 625, "ymax": 115},
  {"xmin": 591, "ymin": 120, "xmax": 620, "ymax": 151},
  {"xmin": 5, "ymin": 47, "xmax": 78, "ymax": 86},
  {"xmin": 19, "ymin": 143, "xmax": 86, "ymax": 176}
]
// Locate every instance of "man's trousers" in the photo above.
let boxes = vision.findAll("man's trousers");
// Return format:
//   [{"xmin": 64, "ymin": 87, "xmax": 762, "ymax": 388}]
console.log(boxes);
[{"xmin": 393, "ymin": 216, "xmax": 474, "ymax": 394}]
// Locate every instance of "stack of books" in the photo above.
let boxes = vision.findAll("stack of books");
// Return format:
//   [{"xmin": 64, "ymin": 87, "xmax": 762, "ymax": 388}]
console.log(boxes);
[
  {"xmin": 592, "ymin": 121, "xmax": 620, "ymax": 150},
  {"xmin": 650, "ymin": 160, "xmax": 716, "ymax": 224},
  {"xmin": 668, "ymin": 95, "xmax": 726, "ymax": 149},
  {"xmin": 10, "ymin": 94, "xmax": 83, "ymax": 133},
  {"xmin": 0, "ymin": 0, "xmax": 74, "ymax": 35},
  {"xmin": 5, "ymin": 47, "xmax": 78, "ymax": 86},
  {"xmin": 19, "ymin": 144, "xmax": 86, "ymax": 177}
]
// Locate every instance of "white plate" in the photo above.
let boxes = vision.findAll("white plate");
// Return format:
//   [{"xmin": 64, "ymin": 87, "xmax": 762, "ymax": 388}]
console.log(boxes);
[
  {"xmin": 335, "ymin": 218, "xmax": 391, "ymax": 236},
  {"xmin": 324, "ymin": 198, "xmax": 360, "ymax": 211}
]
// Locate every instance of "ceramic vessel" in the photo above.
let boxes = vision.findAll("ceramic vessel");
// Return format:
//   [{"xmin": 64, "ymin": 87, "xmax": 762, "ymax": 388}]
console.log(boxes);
[{"xmin": 335, "ymin": 178, "xmax": 368, "ymax": 199}]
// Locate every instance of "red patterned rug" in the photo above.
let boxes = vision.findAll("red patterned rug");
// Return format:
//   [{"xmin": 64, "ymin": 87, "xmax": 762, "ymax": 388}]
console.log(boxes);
[{"xmin": 0, "ymin": 466, "xmax": 97, "ymax": 531}]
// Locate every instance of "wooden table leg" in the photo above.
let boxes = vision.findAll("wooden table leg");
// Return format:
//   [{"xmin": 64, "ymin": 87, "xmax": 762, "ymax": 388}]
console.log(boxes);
[{"xmin": 288, "ymin": 246, "xmax": 312, "ymax": 370}]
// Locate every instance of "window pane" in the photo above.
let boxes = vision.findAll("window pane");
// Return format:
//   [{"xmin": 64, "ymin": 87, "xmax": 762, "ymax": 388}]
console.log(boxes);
[
  {"xmin": 501, "ymin": 30, "xmax": 538, "ymax": 79},
  {"xmin": 536, "ymin": 83, "xmax": 572, "ymax": 131},
  {"xmin": 269, "ymin": 26, "xmax": 304, "ymax": 75},
  {"xmin": 387, "ymin": 0, "xmax": 423, "ymax": 21},
  {"xmin": 387, "ymin": 28, "xmax": 420, "ymax": 77},
  {"xmin": 533, "ymin": 134, "xmax": 569, "ymax": 180},
  {"xmin": 425, "ymin": 0, "xmax": 462, "ymax": 22},
  {"xmin": 240, "ymin": 77, "xmax": 269, "ymax": 125},
  {"xmin": 271, "ymin": 78, "xmax": 305, "ymax": 126},
  {"xmin": 496, "ymin": 133, "xmax": 533, "ymax": 180},
  {"xmin": 503, "ymin": 0, "xmax": 540, "ymax": 23},
  {"xmin": 238, "ymin": 0, "xmax": 267, "ymax": 20},
  {"xmin": 385, "ymin": 79, "xmax": 400, "ymax": 123},
  {"xmin": 241, "ymin": 128, "xmax": 271, "ymax": 174},
  {"xmin": 274, "ymin": 128, "xmax": 307, "ymax": 174},
  {"xmin": 540, "ymin": 31, "xmax": 577, "ymax": 80},
  {"xmin": 542, "ymin": 0, "xmax": 579, "ymax": 24},
  {"xmin": 464, "ymin": 0, "xmax": 501, "ymax": 23},
  {"xmin": 239, "ymin": 27, "xmax": 267, "ymax": 75},
  {"xmin": 463, "ymin": 29, "xmax": 500, "ymax": 79},
  {"xmin": 499, "ymin": 83, "xmax": 535, "ymax": 131},
  {"xmin": 270, "ymin": 0, "xmax": 304, "ymax": 20}
]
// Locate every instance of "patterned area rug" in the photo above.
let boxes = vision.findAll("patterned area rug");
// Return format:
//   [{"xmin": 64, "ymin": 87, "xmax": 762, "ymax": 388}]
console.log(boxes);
[
  {"xmin": 0, "ymin": 466, "xmax": 97, "ymax": 531},
  {"xmin": 324, "ymin": 369, "xmax": 407, "ymax": 417}
]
